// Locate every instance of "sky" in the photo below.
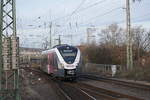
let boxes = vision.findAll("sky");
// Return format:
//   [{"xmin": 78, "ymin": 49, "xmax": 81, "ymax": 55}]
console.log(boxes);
[{"xmin": 16, "ymin": 0, "xmax": 150, "ymax": 48}]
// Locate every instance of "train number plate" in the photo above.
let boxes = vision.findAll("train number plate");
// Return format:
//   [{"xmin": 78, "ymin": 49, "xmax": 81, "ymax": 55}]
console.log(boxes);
[{"xmin": 67, "ymin": 70, "xmax": 75, "ymax": 75}]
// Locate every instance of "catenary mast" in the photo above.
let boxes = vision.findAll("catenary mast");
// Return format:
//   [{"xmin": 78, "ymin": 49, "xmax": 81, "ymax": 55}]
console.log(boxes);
[{"xmin": 0, "ymin": 0, "xmax": 20, "ymax": 99}]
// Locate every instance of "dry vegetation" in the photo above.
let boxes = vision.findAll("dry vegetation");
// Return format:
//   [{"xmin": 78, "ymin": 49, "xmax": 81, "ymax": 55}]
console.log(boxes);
[{"xmin": 81, "ymin": 23, "xmax": 150, "ymax": 81}]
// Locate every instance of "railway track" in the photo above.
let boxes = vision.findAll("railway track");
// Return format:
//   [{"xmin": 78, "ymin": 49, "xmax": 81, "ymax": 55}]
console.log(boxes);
[
  {"xmin": 58, "ymin": 81, "xmax": 141, "ymax": 100},
  {"xmin": 22, "ymin": 67, "xmax": 96, "ymax": 100},
  {"xmin": 74, "ymin": 82, "xmax": 144, "ymax": 100},
  {"xmin": 58, "ymin": 82, "xmax": 96, "ymax": 100},
  {"xmin": 21, "ymin": 67, "xmax": 70, "ymax": 100},
  {"xmin": 80, "ymin": 74, "xmax": 150, "ymax": 91},
  {"xmin": 22, "ymin": 68, "xmax": 144, "ymax": 100}
]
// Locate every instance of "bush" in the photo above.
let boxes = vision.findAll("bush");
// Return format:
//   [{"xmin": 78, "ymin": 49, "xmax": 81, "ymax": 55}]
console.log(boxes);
[{"xmin": 116, "ymin": 67, "xmax": 150, "ymax": 82}]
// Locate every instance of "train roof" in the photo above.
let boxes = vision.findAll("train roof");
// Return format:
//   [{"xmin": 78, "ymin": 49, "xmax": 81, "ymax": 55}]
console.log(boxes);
[
  {"xmin": 53, "ymin": 44, "xmax": 78, "ymax": 49},
  {"xmin": 41, "ymin": 48, "xmax": 55, "ymax": 54},
  {"xmin": 52, "ymin": 44, "xmax": 69, "ymax": 48},
  {"xmin": 42, "ymin": 44, "xmax": 79, "ymax": 54}
]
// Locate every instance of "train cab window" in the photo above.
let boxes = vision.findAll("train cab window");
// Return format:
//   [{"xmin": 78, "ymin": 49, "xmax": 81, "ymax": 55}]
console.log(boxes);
[{"xmin": 58, "ymin": 46, "xmax": 77, "ymax": 64}]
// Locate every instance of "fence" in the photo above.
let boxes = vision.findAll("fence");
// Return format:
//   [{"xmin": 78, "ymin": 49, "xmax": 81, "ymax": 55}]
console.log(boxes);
[{"xmin": 82, "ymin": 63, "xmax": 123, "ymax": 76}]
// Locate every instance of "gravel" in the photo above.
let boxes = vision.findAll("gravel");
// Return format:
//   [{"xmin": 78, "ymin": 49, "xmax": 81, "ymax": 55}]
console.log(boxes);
[{"xmin": 80, "ymin": 78, "xmax": 150, "ymax": 100}]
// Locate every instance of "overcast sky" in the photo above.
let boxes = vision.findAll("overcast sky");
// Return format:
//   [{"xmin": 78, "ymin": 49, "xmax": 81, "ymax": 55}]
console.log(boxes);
[{"xmin": 16, "ymin": 0, "xmax": 150, "ymax": 48}]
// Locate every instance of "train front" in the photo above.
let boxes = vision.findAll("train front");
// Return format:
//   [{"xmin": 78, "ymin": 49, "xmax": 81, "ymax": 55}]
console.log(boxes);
[{"xmin": 57, "ymin": 45, "xmax": 80, "ymax": 80}]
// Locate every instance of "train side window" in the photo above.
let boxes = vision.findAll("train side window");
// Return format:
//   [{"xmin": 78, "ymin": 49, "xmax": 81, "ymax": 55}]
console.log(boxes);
[
  {"xmin": 52, "ymin": 54, "xmax": 54, "ymax": 66},
  {"xmin": 43, "ymin": 54, "xmax": 47, "ymax": 66},
  {"xmin": 53, "ymin": 54, "xmax": 55, "ymax": 66},
  {"xmin": 48, "ymin": 54, "xmax": 54, "ymax": 66},
  {"xmin": 54, "ymin": 53, "xmax": 58, "ymax": 68},
  {"xmin": 41, "ymin": 56, "xmax": 43, "ymax": 65},
  {"xmin": 50, "ymin": 54, "xmax": 53, "ymax": 65},
  {"xmin": 48, "ymin": 54, "xmax": 51, "ymax": 65},
  {"xmin": 46, "ymin": 54, "xmax": 48, "ymax": 65}
]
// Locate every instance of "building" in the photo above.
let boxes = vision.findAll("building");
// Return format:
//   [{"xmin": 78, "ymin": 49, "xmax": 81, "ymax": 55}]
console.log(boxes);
[{"xmin": 20, "ymin": 47, "xmax": 44, "ymax": 65}]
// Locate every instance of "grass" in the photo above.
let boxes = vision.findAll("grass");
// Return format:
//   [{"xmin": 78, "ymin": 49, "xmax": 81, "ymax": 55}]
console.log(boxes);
[{"xmin": 116, "ymin": 67, "xmax": 150, "ymax": 82}]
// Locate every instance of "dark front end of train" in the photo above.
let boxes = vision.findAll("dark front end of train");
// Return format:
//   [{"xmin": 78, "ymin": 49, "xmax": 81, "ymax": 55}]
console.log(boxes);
[{"xmin": 65, "ymin": 69, "xmax": 76, "ymax": 80}]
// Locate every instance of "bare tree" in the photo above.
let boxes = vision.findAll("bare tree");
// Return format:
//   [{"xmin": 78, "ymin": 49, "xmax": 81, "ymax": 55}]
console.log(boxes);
[
  {"xmin": 99, "ymin": 23, "xmax": 125, "ymax": 46},
  {"xmin": 132, "ymin": 26, "xmax": 150, "ymax": 51}
]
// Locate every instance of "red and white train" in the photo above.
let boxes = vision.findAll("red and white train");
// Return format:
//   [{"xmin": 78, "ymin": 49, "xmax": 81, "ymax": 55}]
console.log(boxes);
[{"xmin": 40, "ymin": 44, "xmax": 81, "ymax": 80}]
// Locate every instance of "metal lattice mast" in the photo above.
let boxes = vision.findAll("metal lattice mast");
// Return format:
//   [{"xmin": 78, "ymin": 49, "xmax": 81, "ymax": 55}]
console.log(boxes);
[
  {"xmin": 126, "ymin": 0, "xmax": 133, "ymax": 70},
  {"xmin": 0, "ymin": 0, "xmax": 3, "ymax": 93},
  {"xmin": 0, "ymin": 0, "xmax": 20, "ymax": 100}
]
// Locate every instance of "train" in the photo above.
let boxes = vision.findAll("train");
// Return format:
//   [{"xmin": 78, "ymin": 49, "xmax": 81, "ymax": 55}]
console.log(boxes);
[{"xmin": 40, "ymin": 44, "xmax": 81, "ymax": 80}]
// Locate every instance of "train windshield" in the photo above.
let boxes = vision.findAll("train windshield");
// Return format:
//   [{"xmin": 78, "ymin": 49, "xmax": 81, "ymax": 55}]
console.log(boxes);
[{"xmin": 58, "ymin": 46, "xmax": 78, "ymax": 64}]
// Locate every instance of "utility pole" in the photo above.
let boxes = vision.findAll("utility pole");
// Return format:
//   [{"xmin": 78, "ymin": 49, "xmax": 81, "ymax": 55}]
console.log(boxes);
[
  {"xmin": 126, "ymin": 0, "xmax": 133, "ymax": 70},
  {"xmin": 58, "ymin": 35, "xmax": 61, "ymax": 45},
  {"xmin": 70, "ymin": 34, "xmax": 73, "ymax": 45},
  {"xmin": 0, "ymin": 0, "xmax": 20, "ymax": 100},
  {"xmin": 87, "ymin": 28, "xmax": 90, "ymax": 45},
  {"xmin": 49, "ymin": 22, "xmax": 52, "ymax": 48},
  {"xmin": 87, "ymin": 28, "xmax": 96, "ymax": 45},
  {"xmin": 0, "ymin": 0, "xmax": 3, "ymax": 92},
  {"xmin": 55, "ymin": 35, "xmax": 61, "ymax": 45}
]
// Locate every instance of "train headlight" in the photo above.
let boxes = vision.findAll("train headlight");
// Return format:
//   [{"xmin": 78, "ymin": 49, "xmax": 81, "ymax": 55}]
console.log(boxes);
[{"xmin": 67, "ymin": 70, "xmax": 75, "ymax": 75}]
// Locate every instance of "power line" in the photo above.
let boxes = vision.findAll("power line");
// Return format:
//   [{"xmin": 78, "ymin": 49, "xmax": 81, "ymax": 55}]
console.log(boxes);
[
  {"xmin": 64, "ymin": 0, "xmax": 87, "ymax": 25},
  {"xmin": 51, "ymin": 0, "xmax": 109, "ymax": 22},
  {"xmin": 57, "ymin": 7, "xmax": 123, "ymax": 39},
  {"xmin": 132, "ymin": 12, "xmax": 150, "ymax": 20},
  {"xmin": 132, "ymin": 17, "xmax": 150, "ymax": 23},
  {"xmin": 70, "ymin": 0, "xmax": 87, "ymax": 17},
  {"xmin": 65, "ymin": 0, "xmax": 120, "ymax": 24},
  {"xmin": 80, "ymin": 7, "xmax": 122, "ymax": 26},
  {"xmin": 77, "ymin": 0, "xmax": 107, "ymax": 13},
  {"xmin": 51, "ymin": 0, "xmax": 87, "ymax": 23}
]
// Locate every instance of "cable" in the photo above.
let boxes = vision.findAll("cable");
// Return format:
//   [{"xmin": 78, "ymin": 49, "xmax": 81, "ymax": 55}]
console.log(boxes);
[
  {"xmin": 66, "ymin": 0, "xmax": 119, "ymax": 24},
  {"xmin": 83, "ymin": 11, "xmax": 150, "ymax": 27},
  {"xmin": 51, "ymin": 0, "xmax": 87, "ymax": 23},
  {"xmin": 64, "ymin": 0, "xmax": 87, "ymax": 24},
  {"xmin": 132, "ymin": 17, "xmax": 150, "ymax": 23},
  {"xmin": 70, "ymin": 0, "xmax": 87, "ymax": 16},
  {"xmin": 80, "ymin": 7, "xmax": 122, "ymax": 26},
  {"xmin": 77, "ymin": 0, "xmax": 107, "ymax": 13},
  {"xmin": 64, "ymin": 0, "xmax": 107, "ymax": 25},
  {"xmin": 51, "ymin": 0, "xmax": 108, "ymax": 22},
  {"xmin": 132, "ymin": 12, "xmax": 150, "ymax": 20},
  {"xmin": 56, "ymin": 7, "xmax": 122, "ymax": 39}
]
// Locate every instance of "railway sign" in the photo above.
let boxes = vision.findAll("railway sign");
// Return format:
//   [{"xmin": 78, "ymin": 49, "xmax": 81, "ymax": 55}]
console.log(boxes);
[
  {"xmin": 11, "ymin": 36, "xmax": 19, "ymax": 69},
  {"xmin": 3, "ymin": 37, "xmax": 11, "ymax": 70},
  {"xmin": 2, "ymin": 37, "xmax": 19, "ymax": 70}
]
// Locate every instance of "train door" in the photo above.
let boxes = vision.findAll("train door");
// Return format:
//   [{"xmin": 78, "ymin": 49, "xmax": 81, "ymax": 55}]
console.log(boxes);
[
  {"xmin": 41, "ymin": 54, "xmax": 48, "ymax": 73},
  {"xmin": 48, "ymin": 53, "xmax": 52, "ymax": 74},
  {"xmin": 53, "ymin": 52, "xmax": 58, "ymax": 73}
]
